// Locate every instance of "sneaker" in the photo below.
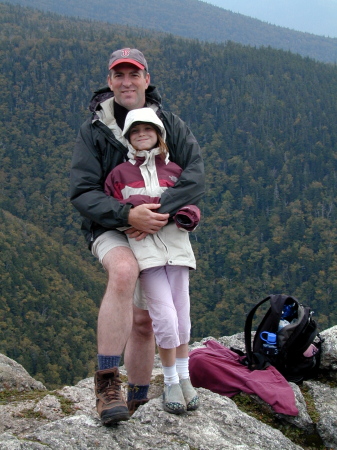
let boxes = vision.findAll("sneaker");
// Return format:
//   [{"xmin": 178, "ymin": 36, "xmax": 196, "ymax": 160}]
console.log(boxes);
[
  {"xmin": 127, "ymin": 398, "xmax": 149, "ymax": 416},
  {"xmin": 180, "ymin": 378, "xmax": 200, "ymax": 411},
  {"xmin": 163, "ymin": 383, "xmax": 186, "ymax": 415},
  {"xmin": 94, "ymin": 367, "xmax": 130, "ymax": 425}
]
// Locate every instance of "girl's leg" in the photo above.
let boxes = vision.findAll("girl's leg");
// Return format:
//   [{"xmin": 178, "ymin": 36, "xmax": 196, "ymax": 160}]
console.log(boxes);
[
  {"xmin": 176, "ymin": 343, "xmax": 189, "ymax": 358},
  {"xmin": 166, "ymin": 266, "xmax": 191, "ymax": 345},
  {"xmin": 158, "ymin": 346, "xmax": 186, "ymax": 414},
  {"xmin": 176, "ymin": 343, "xmax": 190, "ymax": 379},
  {"xmin": 165, "ymin": 267, "xmax": 199, "ymax": 411},
  {"xmin": 176, "ymin": 345, "xmax": 200, "ymax": 411},
  {"xmin": 139, "ymin": 267, "xmax": 185, "ymax": 414},
  {"xmin": 164, "ymin": 266, "xmax": 191, "ymax": 381},
  {"xmin": 158, "ymin": 347, "xmax": 176, "ymax": 369},
  {"xmin": 139, "ymin": 266, "xmax": 180, "ymax": 349}
]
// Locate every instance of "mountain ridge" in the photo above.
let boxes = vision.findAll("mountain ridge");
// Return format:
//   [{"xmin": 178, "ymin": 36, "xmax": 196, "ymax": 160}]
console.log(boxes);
[{"xmin": 3, "ymin": 0, "xmax": 337, "ymax": 63}]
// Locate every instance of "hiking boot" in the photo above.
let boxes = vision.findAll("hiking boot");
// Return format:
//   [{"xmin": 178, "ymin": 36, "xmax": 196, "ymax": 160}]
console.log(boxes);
[
  {"xmin": 163, "ymin": 383, "xmax": 186, "ymax": 415},
  {"xmin": 127, "ymin": 398, "xmax": 149, "ymax": 416},
  {"xmin": 94, "ymin": 367, "xmax": 130, "ymax": 425},
  {"xmin": 180, "ymin": 378, "xmax": 200, "ymax": 411}
]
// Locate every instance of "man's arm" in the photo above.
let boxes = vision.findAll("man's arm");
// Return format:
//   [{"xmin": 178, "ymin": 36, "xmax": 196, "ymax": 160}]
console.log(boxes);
[
  {"xmin": 159, "ymin": 111, "xmax": 205, "ymax": 216},
  {"xmin": 69, "ymin": 121, "xmax": 134, "ymax": 229}
]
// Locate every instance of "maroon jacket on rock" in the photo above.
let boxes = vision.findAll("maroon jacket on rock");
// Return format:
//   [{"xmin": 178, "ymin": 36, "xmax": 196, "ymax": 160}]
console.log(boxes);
[{"xmin": 189, "ymin": 340, "xmax": 299, "ymax": 416}]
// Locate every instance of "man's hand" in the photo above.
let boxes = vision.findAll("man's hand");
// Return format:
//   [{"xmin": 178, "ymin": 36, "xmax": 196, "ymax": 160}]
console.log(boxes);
[{"xmin": 126, "ymin": 204, "xmax": 169, "ymax": 240}]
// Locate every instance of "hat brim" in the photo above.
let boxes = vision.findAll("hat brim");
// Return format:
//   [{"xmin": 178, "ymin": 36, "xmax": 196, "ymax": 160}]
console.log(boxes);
[{"xmin": 109, "ymin": 59, "xmax": 145, "ymax": 70}]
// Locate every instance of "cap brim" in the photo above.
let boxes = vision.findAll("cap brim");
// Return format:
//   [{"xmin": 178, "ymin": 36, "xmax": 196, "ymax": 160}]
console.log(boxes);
[{"xmin": 109, "ymin": 59, "xmax": 145, "ymax": 70}]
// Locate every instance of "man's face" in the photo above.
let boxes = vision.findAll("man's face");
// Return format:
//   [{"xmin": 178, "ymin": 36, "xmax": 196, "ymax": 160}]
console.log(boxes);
[{"xmin": 107, "ymin": 63, "xmax": 150, "ymax": 110}]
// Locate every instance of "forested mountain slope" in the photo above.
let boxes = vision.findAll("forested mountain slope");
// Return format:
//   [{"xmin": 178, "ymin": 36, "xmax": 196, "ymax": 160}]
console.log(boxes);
[
  {"xmin": 1, "ymin": 3, "xmax": 337, "ymax": 387},
  {"xmin": 3, "ymin": 0, "xmax": 337, "ymax": 63},
  {"xmin": 0, "ymin": 210, "xmax": 106, "ymax": 388}
]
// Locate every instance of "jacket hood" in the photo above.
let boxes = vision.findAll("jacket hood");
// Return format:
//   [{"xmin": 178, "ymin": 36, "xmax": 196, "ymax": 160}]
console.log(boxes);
[
  {"xmin": 122, "ymin": 107, "xmax": 166, "ymax": 141},
  {"xmin": 88, "ymin": 84, "xmax": 162, "ymax": 114}
]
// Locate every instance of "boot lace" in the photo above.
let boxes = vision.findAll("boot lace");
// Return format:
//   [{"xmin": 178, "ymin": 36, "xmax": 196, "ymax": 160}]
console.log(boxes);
[{"xmin": 98, "ymin": 376, "xmax": 123, "ymax": 402}]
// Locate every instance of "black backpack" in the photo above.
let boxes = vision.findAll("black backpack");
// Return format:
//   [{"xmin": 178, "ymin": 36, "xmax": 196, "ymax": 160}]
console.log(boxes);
[{"xmin": 243, "ymin": 294, "xmax": 323, "ymax": 383}]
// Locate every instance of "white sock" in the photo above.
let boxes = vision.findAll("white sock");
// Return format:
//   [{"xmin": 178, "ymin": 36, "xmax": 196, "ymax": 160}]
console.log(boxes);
[
  {"xmin": 162, "ymin": 363, "xmax": 179, "ymax": 385},
  {"xmin": 176, "ymin": 357, "xmax": 189, "ymax": 380}
]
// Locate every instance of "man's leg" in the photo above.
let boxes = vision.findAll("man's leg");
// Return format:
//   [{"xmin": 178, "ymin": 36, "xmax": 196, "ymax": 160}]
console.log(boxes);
[
  {"xmin": 95, "ymin": 245, "xmax": 139, "ymax": 425},
  {"xmin": 124, "ymin": 305, "xmax": 155, "ymax": 413},
  {"xmin": 97, "ymin": 246, "xmax": 139, "ymax": 355},
  {"xmin": 125, "ymin": 305, "xmax": 155, "ymax": 384}
]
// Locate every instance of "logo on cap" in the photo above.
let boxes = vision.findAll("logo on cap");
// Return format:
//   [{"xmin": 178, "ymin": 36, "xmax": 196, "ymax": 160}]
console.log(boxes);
[{"xmin": 121, "ymin": 49, "xmax": 131, "ymax": 58}]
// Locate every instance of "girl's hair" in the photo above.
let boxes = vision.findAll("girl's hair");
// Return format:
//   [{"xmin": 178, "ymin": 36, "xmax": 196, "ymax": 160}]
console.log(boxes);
[
  {"xmin": 129, "ymin": 122, "xmax": 168, "ymax": 160},
  {"xmin": 156, "ymin": 132, "xmax": 169, "ymax": 160}
]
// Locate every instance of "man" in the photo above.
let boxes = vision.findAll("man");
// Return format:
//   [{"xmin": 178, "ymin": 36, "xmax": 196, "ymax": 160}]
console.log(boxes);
[{"xmin": 70, "ymin": 48, "xmax": 205, "ymax": 425}]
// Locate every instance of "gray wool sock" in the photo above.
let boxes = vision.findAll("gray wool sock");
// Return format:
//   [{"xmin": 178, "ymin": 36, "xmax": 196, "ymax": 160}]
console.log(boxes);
[
  {"xmin": 97, "ymin": 354, "xmax": 121, "ymax": 371},
  {"xmin": 127, "ymin": 383, "xmax": 150, "ymax": 402}
]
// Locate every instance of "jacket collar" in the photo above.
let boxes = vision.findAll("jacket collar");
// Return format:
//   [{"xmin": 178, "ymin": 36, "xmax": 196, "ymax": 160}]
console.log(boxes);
[{"xmin": 89, "ymin": 84, "xmax": 162, "ymax": 115}]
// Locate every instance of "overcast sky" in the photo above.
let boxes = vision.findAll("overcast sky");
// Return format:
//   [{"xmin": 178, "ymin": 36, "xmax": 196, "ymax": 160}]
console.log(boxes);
[{"xmin": 204, "ymin": 0, "xmax": 337, "ymax": 38}]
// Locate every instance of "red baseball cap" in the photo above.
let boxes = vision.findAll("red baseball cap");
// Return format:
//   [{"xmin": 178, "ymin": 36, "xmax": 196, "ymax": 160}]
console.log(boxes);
[{"xmin": 108, "ymin": 48, "xmax": 148, "ymax": 71}]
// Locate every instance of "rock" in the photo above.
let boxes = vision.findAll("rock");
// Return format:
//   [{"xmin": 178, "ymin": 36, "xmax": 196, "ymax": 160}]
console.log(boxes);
[
  {"xmin": 1, "ymin": 326, "xmax": 337, "ymax": 449},
  {"xmin": 279, "ymin": 383, "xmax": 314, "ymax": 432},
  {"xmin": 0, "ymin": 432, "xmax": 46, "ymax": 449},
  {"xmin": 304, "ymin": 380, "xmax": 337, "ymax": 449},
  {"xmin": 189, "ymin": 333, "xmax": 248, "ymax": 356},
  {"xmin": 218, "ymin": 332, "xmax": 247, "ymax": 352},
  {"xmin": 2, "ymin": 391, "xmax": 302, "ymax": 450},
  {"xmin": 319, "ymin": 325, "xmax": 337, "ymax": 377},
  {"xmin": 56, "ymin": 378, "xmax": 96, "ymax": 417},
  {"xmin": 0, "ymin": 398, "xmax": 45, "ymax": 436},
  {"xmin": 0, "ymin": 354, "xmax": 46, "ymax": 392},
  {"xmin": 33, "ymin": 395, "xmax": 63, "ymax": 420},
  {"xmin": 127, "ymin": 390, "xmax": 302, "ymax": 450}
]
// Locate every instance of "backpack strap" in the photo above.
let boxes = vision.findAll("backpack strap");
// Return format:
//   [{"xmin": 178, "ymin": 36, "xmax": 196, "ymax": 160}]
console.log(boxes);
[{"xmin": 244, "ymin": 296, "xmax": 272, "ymax": 368}]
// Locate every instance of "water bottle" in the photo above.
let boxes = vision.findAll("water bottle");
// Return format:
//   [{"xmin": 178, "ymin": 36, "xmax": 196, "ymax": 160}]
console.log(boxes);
[
  {"xmin": 260, "ymin": 331, "xmax": 278, "ymax": 356},
  {"xmin": 281, "ymin": 302, "xmax": 296, "ymax": 320},
  {"xmin": 278, "ymin": 319, "xmax": 290, "ymax": 331}
]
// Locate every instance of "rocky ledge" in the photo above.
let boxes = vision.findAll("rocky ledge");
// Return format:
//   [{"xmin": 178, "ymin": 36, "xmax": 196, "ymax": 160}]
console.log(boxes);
[{"xmin": 0, "ymin": 325, "xmax": 336, "ymax": 449}]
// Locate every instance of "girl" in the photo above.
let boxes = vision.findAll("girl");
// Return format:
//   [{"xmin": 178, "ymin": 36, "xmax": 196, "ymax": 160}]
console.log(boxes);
[{"xmin": 104, "ymin": 107, "xmax": 200, "ymax": 414}]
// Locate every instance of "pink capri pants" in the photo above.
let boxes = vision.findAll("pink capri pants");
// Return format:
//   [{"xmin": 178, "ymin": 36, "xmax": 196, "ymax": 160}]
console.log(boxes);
[{"xmin": 139, "ymin": 265, "xmax": 191, "ymax": 349}]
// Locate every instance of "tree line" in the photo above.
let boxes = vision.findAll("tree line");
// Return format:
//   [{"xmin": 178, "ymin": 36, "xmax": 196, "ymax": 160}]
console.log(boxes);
[{"xmin": 4, "ymin": 0, "xmax": 337, "ymax": 63}]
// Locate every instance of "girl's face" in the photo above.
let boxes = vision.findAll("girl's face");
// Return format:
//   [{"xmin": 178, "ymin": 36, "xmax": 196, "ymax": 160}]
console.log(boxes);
[{"xmin": 129, "ymin": 123, "xmax": 158, "ymax": 151}]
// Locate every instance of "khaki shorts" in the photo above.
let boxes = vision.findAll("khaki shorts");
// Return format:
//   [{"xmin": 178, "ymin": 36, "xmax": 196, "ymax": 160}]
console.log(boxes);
[{"xmin": 91, "ymin": 230, "xmax": 148, "ymax": 310}]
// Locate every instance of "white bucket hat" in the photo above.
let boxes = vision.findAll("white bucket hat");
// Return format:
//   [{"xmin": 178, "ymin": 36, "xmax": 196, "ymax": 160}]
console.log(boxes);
[{"xmin": 122, "ymin": 107, "xmax": 166, "ymax": 141}]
